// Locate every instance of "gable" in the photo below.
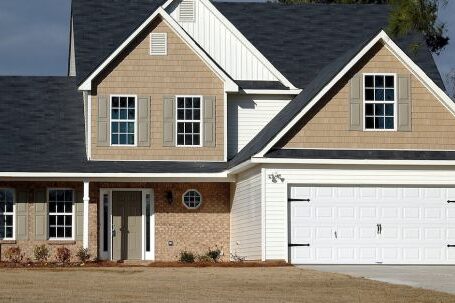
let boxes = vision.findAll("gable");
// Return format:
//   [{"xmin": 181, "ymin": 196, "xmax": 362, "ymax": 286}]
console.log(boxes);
[
  {"xmin": 275, "ymin": 42, "xmax": 455, "ymax": 151},
  {"xmin": 90, "ymin": 17, "xmax": 225, "ymax": 161}
]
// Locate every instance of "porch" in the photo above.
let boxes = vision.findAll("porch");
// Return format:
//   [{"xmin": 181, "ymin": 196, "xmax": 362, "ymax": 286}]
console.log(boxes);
[{"xmin": 0, "ymin": 181, "xmax": 230, "ymax": 262}]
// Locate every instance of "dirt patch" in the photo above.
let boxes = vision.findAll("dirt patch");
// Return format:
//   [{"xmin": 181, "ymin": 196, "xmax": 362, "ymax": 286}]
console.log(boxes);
[{"xmin": 0, "ymin": 267, "xmax": 453, "ymax": 303}]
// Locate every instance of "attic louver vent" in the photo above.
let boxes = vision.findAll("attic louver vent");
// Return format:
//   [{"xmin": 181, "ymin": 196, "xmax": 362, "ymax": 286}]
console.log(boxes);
[
  {"xmin": 150, "ymin": 33, "xmax": 167, "ymax": 56},
  {"xmin": 179, "ymin": 0, "xmax": 195, "ymax": 22}
]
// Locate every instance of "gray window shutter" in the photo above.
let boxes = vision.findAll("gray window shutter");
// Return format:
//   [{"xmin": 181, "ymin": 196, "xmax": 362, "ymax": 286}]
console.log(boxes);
[
  {"xmin": 75, "ymin": 190, "xmax": 84, "ymax": 241},
  {"xmin": 98, "ymin": 95, "xmax": 110, "ymax": 146},
  {"xmin": 349, "ymin": 74, "xmax": 363, "ymax": 131},
  {"xmin": 163, "ymin": 96, "xmax": 176, "ymax": 147},
  {"xmin": 203, "ymin": 96, "xmax": 216, "ymax": 147},
  {"xmin": 137, "ymin": 96, "xmax": 151, "ymax": 147},
  {"xmin": 397, "ymin": 74, "xmax": 412, "ymax": 132},
  {"xmin": 16, "ymin": 189, "xmax": 29, "ymax": 240},
  {"xmin": 34, "ymin": 189, "xmax": 47, "ymax": 240}
]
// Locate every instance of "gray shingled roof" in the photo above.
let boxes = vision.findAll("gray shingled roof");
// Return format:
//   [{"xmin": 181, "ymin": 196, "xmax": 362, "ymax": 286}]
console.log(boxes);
[
  {"xmin": 0, "ymin": 76, "xmax": 226, "ymax": 173},
  {"xmin": 72, "ymin": 0, "xmax": 166, "ymax": 85},
  {"xmin": 266, "ymin": 149, "xmax": 455, "ymax": 161},
  {"xmin": 214, "ymin": 2, "xmax": 445, "ymax": 90}
]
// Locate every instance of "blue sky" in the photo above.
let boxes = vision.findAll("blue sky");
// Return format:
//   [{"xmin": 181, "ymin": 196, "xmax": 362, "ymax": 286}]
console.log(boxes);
[{"xmin": 0, "ymin": 0, "xmax": 454, "ymax": 92}]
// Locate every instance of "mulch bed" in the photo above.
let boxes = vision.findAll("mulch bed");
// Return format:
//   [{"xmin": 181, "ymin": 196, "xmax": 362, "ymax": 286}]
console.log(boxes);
[{"xmin": 0, "ymin": 260, "xmax": 290, "ymax": 269}]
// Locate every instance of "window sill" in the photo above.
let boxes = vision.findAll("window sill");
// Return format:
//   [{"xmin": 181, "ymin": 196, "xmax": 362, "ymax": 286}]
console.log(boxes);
[
  {"xmin": 47, "ymin": 240, "xmax": 77, "ymax": 246},
  {"xmin": 0, "ymin": 240, "xmax": 17, "ymax": 245}
]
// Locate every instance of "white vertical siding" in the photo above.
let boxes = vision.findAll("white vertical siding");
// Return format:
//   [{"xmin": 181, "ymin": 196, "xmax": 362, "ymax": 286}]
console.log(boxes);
[
  {"xmin": 227, "ymin": 95, "xmax": 291, "ymax": 158},
  {"xmin": 167, "ymin": 0, "xmax": 278, "ymax": 81},
  {"xmin": 263, "ymin": 165, "xmax": 455, "ymax": 261},
  {"xmin": 230, "ymin": 167, "xmax": 263, "ymax": 260}
]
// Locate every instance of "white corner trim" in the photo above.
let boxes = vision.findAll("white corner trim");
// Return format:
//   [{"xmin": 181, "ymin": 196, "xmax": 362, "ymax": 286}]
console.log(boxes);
[
  {"xmin": 87, "ymin": 93, "xmax": 92, "ymax": 160},
  {"xmin": 78, "ymin": 8, "xmax": 238, "ymax": 93},
  {"xmin": 254, "ymin": 30, "xmax": 455, "ymax": 158},
  {"xmin": 164, "ymin": 0, "xmax": 297, "ymax": 90}
]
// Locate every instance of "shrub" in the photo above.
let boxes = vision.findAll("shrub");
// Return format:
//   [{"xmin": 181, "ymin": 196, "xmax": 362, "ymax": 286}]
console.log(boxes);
[
  {"xmin": 196, "ymin": 254, "xmax": 212, "ymax": 263},
  {"xmin": 55, "ymin": 247, "xmax": 71, "ymax": 264},
  {"xmin": 206, "ymin": 248, "xmax": 222, "ymax": 263},
  {"xmin": 33, "ymin": 244, "xmax": 50, "ymax": 263},
  {"xmin": 76, "ymin": 247, "xmax": 91, "ymax": 264},
  {"xmin": 4, "ymin": 247, "xmax": 23, "ymax": 263},
  {"xmin": 230, "ymin": 252, "xmax": 246, "ymax": 263},
  {"xmin": 179, "ymin": 251, "xmax": 195, "ymax": 263}
]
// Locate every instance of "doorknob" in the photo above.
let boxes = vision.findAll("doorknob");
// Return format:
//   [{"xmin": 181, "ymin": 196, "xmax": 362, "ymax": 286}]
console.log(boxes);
[
  {"xmin": 112, "ymin": 225, "xmax": 116, "ymax": 237},
  {"xmin": 334, "ymin": 231, "xmax": 338, "ymax": 239}
]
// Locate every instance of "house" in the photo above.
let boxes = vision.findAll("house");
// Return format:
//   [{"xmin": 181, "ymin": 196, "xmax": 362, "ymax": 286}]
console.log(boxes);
[{"xmin": 0, "ymin": 0, "xmax": 454, "ymax": 265}]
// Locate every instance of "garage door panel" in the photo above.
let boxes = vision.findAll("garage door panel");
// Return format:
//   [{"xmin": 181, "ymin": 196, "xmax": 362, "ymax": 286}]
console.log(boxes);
[{"xmin": 289, "ymin": 185, "xmax": 454, "ymax": 264}]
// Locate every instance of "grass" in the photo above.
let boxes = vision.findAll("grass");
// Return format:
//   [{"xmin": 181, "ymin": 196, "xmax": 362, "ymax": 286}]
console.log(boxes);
[{"xmin": 0, "ymin": 267, "xmax": 453, "ymax": 303}]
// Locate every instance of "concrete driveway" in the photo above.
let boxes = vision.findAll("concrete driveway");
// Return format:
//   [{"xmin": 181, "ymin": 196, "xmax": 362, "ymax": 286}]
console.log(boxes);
[{"xmin": 301, "ymin": 265, "xmax": 455, "ymax": 294}]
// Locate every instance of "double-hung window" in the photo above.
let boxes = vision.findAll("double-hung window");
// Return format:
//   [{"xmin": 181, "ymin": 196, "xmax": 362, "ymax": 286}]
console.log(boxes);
[
  {"xmin": 364, "ymin": 74, "xmax": 396, "ymax": 130},
  {"xmin": 48, "ymin": 189, "xmax": 74, "ymax": 240},
  {"xmin": 0, "ymin": 189, "xmax": 14, "ymax": 240},
  {"xmin": 176, "ymin": 96, "xmax": 201, "ymax": 146},
  {"xmin": 111, "ymin": 96, "xmax": 136, "ymax": 145}
]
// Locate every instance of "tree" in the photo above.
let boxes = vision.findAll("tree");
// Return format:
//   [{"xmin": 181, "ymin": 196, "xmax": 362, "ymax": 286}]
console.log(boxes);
[{"xmin": 278, "ymin": 0, "xmax": 449, "ymax": 54}]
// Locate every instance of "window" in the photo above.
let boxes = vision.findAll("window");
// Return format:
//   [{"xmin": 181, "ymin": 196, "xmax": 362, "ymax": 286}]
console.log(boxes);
[
  {"xmin": 0, "ymin": 189, "xmax": 14, "ymax": 240},
  {"xmin": 48, "ymin": 189, "xmax": 74, "ymax": 240},
  {"xmin": 179, "ymin": 0, "xmax": 195, "ymax": 22},
  {"xmin": 102, "ymin": 194, "xmax": 109, "ymax": 252},
  {"xmin": 111, "ymin": 96, "xmax": 136, "ymax": 145},
  {"xmin": 176, "ymin": 96, "xmax": 201, "ymax": 146},
  {"xmin": 182, "ymin": 190, "xmax": 202, "ymax": 209},
  {"xmin": 150, "ymin": 33, "xmax": 167, "ymax": 55},
  {"xmin": 364, "ymin": 74, "xmax": 396, "ymax": 130},
  {"xmin": 145, "ymin": 194, "xmax": 151, "ymax": 252}
]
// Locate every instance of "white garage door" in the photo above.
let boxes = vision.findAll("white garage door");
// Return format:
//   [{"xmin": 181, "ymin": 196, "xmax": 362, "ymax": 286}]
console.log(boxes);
[{"xmin": 289, "ymin": 186, "xmax": 455, "ymax": 264}]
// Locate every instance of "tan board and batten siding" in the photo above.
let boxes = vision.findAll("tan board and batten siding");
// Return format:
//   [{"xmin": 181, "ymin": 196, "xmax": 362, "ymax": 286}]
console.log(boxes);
[
  {"xmin": 91, "ymin": 17, "xmax": 224, "ymax": 161},
  {"xmin": 277, "ymin": 42, "xmax": 455, "ymax": 150}
]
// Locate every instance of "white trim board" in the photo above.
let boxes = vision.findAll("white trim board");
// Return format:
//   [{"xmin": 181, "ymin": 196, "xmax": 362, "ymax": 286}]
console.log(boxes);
[
  {"xmin": 254, "ymin": 30, "xmax": 455, "ymax": 158},
  {"xmin": 78, "ymin": 8, "xmax": 238, "ymax": 93}
]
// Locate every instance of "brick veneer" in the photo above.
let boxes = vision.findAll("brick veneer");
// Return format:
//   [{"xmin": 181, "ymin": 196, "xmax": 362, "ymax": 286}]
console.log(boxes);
[
  {"xmin": 0, "ymin": 181, "xmax": 230, "ymax": 262},
  {"xmin": 91, "ymin": 182, "xmax": 230, "ymax": 261}
]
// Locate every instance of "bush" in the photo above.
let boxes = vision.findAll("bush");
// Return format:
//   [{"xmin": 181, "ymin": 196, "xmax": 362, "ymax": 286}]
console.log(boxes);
[
  {"xmin": 55, "ymin": 247, "xmax": 71, "ymax": 264},
  {"xmin": 196, "ymin": 254, "xmax": 212, "ymax": 263},
  {"xmin": 4, "ymin": 247, "xmax": 23, "ymax": 263},
  {"xmin": 76, "ymin": 247, "xmax": 91, "ymax": 264},
  {"xmin": 33, "ymin": 244, "xmax": 50, "ymax": 263},
  {"xmin": 206, "ymin": 248, "xmax": 222, "ymax": 263},
  {"xmin": 179, "ymin": 251, "xmax": 195, "ymax": 263}
]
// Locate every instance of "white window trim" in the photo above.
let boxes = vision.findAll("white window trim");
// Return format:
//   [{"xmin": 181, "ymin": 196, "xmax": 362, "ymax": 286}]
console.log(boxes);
[
  {"xmin": 109, "ymin": 94, "xmax": 138, "ymax": 147},
  {"xmin": 175, "ymin": 95, "xmax": 203, "ymax": 147},
  {"xmin": 47, "ymin": 188, "xmax": 75, "ymax": 241},
  {"xmin": 362, "ymin": 73, "xmax": 398, "ymax": 132},
  {"xmin": 0, "ymin": 188, "xmax": 15, "ymax": 241},
  {"xmin": 150, "ymin": 33, "xmax": 168, "ymax": 56},
  {"xmin": 182, "ymin": 189, "xmax": 202, "ymax": 210}
]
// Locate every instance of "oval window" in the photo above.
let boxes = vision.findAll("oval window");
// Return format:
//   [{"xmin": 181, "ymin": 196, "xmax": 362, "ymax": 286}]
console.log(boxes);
[{"xmin": 182, "ymin": 190, "xmax": 202, "ymax": 209}]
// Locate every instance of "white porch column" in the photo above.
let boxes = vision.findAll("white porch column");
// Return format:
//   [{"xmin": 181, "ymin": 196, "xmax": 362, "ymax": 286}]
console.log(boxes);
[{"xmin": 83, "ymin": 180, "xmax": 90, "ymax": 249}]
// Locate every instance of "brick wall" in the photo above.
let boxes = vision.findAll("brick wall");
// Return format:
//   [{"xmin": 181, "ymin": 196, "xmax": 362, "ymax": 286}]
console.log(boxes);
[
  {"xmin": 92, "ymin": 182, "xmax": 230, "ymax": 261},
  {"xmin": 0, "ymin": 181, "xmax": 97, "ymax": 262}
]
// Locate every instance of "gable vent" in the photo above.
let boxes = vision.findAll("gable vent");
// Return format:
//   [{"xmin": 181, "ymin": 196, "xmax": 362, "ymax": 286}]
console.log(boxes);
[
  {"xmin": 150, "ymin": 33, "xmax": 167, "ymax": 56},
  {"xmin": 179, "ymin": 0, "xmax": 195, "ymax": 22}
]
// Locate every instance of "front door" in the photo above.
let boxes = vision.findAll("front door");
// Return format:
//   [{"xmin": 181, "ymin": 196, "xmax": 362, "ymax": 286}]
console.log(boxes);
[{"xmin": 112, "ymin": 191, "xmax": 142, "ymax": 260}]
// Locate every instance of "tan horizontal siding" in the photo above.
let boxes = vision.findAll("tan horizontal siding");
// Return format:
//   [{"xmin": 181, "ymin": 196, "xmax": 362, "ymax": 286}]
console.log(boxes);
[
  {"xmin": 278, "ymin": 43, "xmax": 455, "ymax": 150},
  {"xmin": 91, "ymin": 17, "xmax": 224, "ymax": 161}
]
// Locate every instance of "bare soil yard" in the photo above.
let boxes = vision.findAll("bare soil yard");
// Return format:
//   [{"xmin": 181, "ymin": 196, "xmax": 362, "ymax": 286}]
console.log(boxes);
[{"xmin": 0, "ymin": 267, "xmax": 453, "ymax": 303}]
